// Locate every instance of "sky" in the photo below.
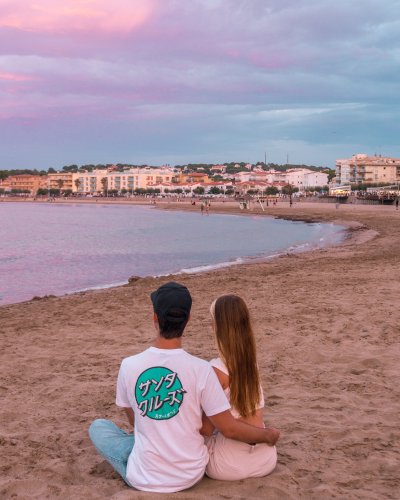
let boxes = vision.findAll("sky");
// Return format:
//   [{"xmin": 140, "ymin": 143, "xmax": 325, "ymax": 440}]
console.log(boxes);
[{"xmin": 1, "ymin": 0, "xmax": 400, "ymax": 170}]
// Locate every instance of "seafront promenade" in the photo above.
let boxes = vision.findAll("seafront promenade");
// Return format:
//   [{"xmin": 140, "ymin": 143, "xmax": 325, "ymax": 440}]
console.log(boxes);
[
  {"xmin": 1, "ymin": 202, "xmax": 399, "ymax": 499},
  {"xmin": 2, "ymin": 194, "xmax": 399, "ymax": 210}
]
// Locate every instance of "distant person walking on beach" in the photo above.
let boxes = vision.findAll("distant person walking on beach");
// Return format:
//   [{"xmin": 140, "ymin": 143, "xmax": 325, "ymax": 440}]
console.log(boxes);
[
  {"xmin": 88, "ymin": 283, "xmax": 279, "ymax": 493},
  {"xmin": 201, "ymin": 203, "xmax": 204, "ymax": 215},
  {"xmin": 396, "ymin": 198, "xmax": 399, "ymax": 210},
  {"xmin": 201, "ymin": 295, "xmax": 278, "ymax": 481},
  {"xmin": 206, "ymin": 205, "xmax": 210, "ymax": 215}
]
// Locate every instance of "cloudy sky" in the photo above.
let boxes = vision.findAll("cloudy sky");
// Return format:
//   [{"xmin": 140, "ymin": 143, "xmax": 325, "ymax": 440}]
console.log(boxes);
[{"xmin": 1, "ymin": 0, "xmax": 399, "ymax": 169}]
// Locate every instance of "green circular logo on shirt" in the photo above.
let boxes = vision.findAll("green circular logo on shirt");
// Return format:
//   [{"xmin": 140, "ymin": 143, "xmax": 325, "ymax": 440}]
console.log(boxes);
[{"xmin": 135, "ymin": 367, "xmax": 186, "ymax": 420}]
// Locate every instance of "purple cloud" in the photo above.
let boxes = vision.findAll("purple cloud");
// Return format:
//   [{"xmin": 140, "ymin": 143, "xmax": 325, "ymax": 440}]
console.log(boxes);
[{"xmin": 0, "ymin": 0, "xmax": 399, "ymax": 168}]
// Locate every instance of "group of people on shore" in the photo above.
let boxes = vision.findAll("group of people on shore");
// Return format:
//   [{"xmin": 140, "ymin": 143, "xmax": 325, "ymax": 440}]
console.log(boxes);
[
  {"xmin": 89, "ymin": 282, "xmax": 279, "ymax": 493},
  {"xmin": 201, "ymin": 202, "xmax": 210, "ymax": 215}
]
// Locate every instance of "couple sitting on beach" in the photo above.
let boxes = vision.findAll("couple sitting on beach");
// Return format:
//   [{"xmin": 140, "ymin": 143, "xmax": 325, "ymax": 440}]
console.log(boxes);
[{"xmin": 89, "ymin": 282, "xmax": 280, "ymax": 493}]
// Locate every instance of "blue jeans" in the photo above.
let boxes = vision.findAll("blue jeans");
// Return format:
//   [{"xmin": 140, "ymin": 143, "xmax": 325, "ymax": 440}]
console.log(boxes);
[
  {"xmin": 89, "ymin": 419, "xmax": 202, "ymax": 491},
  {"xmin": 89, "ymin": 419, "xmax": 134, "ymax": 487}
]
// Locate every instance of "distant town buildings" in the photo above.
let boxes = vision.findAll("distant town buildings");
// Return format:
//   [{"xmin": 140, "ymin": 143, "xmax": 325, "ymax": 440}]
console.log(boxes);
[
  {"xmin": 48, "ymin": 172, "xmax": 73, "ymax": 191},
  {"xmin": 210, "ymin": 165, "xmax": 226, "ymax": 173},
  {"xmin": 334, "ymin": 154, "xmax": 400, "ymax": 186},
  {"xmin": 233, "ymin": 171, "xmax": 251, "ymax": 183},
  {"xmin": 48, "ymin": 168, "xmax": 209, "ymax": 194},
  {"xmin": 71, "ymin": 167, "xmax": 177, "ymax": 194},
  {"xmin": 5, "ymin": 152, "xmax": 400, "ymax": 199},
  {"xmin": 0, "ymin": 161, "xmax": 334, "ymax": 197},
  {"xmin": 147, "ymin": 181, "xmax": 233, "ymax": 195},
  {"xmin": 174, "ymin": 172, "xmax": 209, "ymax": 184},
  {"xmin": 285, "ymin": 169, "xmax": 329, "ymax": 189},
  {"xmin": 232, "ymin": 168, "xmax": 328, "ymax": 188},
  {"xmin": 0, "ymin": 174, "xmax": 48, "ymax": 193}
]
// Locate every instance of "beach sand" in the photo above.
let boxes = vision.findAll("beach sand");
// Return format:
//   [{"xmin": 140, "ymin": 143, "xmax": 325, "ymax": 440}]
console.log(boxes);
[{"xmin": 1, "ymin": 200, "xmax": 399, "ymax": 500}]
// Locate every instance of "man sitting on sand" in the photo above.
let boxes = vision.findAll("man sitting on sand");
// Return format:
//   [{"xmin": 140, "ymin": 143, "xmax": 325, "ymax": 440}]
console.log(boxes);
[{"xmin": 89, "ymin": 282, "xmax": 280, "ymax": 493}]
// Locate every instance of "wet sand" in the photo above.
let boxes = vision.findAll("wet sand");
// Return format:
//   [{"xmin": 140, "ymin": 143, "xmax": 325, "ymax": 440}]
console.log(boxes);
[{"xmin": 1, "ymin": 200, "xmax": 399, "ymax": 500}]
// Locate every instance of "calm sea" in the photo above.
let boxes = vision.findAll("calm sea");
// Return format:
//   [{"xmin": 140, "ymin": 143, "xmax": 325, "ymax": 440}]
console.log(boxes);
[{"xmin": 0, "ymin": 202, "xmax": 345, "ymax": 305}]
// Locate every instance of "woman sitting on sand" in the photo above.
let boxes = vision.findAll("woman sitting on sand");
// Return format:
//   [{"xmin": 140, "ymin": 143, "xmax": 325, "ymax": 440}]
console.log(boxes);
[{"xmin": 200, "ymin": 295, "xmax": 277, "ymax": 481}]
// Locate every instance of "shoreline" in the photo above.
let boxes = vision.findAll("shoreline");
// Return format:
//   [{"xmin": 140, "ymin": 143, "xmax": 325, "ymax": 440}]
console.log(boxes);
[
  {"xmin": 1, "ymin": 201, "xmax": 399, "ymax": 500},
  {"xmin": 1, "ymin": 200, "xmax": 359, "ymax": 307}
]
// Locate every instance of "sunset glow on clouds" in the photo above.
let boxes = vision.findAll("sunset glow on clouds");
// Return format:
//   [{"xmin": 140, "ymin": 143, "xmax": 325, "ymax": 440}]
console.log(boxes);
[
  {"xmin": 0, "ymin": 0, "xmax": 155, "ymax": 33},
  {"xmin": 1, "ymin": 0, "xmax": 399, "ymax": 168},
  {"xmin": 0, "ymin": 73, "xmax": 38, "ymax": 81}
]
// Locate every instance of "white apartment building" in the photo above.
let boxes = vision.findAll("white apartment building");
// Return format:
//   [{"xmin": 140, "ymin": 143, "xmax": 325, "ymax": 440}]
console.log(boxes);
[
  {"xmin": 335, "ymin": 157, "xmax": 353, "ymax": 185},
  {"xmin": 223, "ymin": 173, "xmax": 236, "ymax": 180},
  {"xmin": 233, "ymin": 168, "xmax": 328, "ymax": 188},
  {"xmin": 285, "ymin": 169, "xmax": 329, "ymax": 189},
  {"xmin": 233, "ymin": 171, "xmax": 252, "ymax": 183},
  {"xmin": 335, "ymin": 154, "xmax": 400, "ymax": 186},
  {"xmin": 249, "ymin": 169, "xmax": 287, "ymax": 183},
  {"xmin": 71, "ymin": 168, "xmax": 177, "ymax": 194}
]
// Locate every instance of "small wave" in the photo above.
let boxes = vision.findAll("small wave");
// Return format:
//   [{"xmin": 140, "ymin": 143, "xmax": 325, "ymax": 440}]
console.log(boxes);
[
  {"xmin": 65, "ymin": 280, "xmax": 129, "ymax": 295},
  {"xmin": 179, "ymin": 257, "xmax": 245, "ymax": 274},
  {"xmin": 156, "ymin": 240, "xmax": 319, "ymax": 277}
]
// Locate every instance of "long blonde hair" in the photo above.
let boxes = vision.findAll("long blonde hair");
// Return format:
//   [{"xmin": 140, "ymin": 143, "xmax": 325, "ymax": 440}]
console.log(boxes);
[{"xmin": 211, "ymin": 295, "xmax": 261, "ymax": 419}]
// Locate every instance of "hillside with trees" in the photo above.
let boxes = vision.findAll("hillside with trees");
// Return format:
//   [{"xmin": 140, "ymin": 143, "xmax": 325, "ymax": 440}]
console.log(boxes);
[
  {"xmin": 0, "ymin": 161, "xmax": 335, "ymax": 181},
  {"xmin": 173, "ymin": 162, "xmax": 335, "ymax": 180}
]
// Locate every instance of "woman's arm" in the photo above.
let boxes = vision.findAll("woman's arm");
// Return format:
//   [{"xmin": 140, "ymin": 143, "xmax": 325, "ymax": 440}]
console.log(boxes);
[
  {"xmin": 209, "ymin": 410, "xmax": 280, "ymax": 446},
  {"xmin": 212, "ymin": 366, "xmax": 229, "ymax": 390},
  {"xmin": 200, "ymin": 366, "xmax": 229, "ymax": 436},
  {"xmin": 200, "ymin": 411, "xmax": 215, "ymax": 436}
]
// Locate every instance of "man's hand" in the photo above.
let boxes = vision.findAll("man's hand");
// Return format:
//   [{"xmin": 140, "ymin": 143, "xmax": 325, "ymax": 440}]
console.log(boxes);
[
  {"xmin": 208, "ymin": 410, "xmax": 280, "ymax": 446},
  {"xmin": 262, "ymin": 426, "xmax": 280, "ymax": 447}
]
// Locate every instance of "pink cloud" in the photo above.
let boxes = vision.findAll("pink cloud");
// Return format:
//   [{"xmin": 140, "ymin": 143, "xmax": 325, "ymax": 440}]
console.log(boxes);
[
  {"xmin": 0, "ymin": 73, "xmax": 38, "ymax": 81},
  {"xmin": 0, "ymin": 0, "xmax": 156, "ymax": 33},
  {"xmin": 225, "ymin": 49, "xmax": 241, "ymax": 58}
]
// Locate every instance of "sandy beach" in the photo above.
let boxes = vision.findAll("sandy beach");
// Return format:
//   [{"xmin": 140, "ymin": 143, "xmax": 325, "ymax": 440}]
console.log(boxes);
[{"xmin": 1, "ymin": 200, "xmax": 399, "ymax": 500}]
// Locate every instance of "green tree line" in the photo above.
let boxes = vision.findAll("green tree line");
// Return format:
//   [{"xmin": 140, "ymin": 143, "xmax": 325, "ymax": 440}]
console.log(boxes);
[{"xmin": 1, "ymin": 162, "xmax": 335, "ymax": 181}]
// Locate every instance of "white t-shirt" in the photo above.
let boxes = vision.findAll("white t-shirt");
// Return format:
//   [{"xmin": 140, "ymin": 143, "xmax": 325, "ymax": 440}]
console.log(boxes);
[
  {"xmin": 116, "ymin": 347, "xmax": 231, "ymax": 493},
  {"xmin": 209, "ymin": 357, "xmax": 265, "ymax": 419}
]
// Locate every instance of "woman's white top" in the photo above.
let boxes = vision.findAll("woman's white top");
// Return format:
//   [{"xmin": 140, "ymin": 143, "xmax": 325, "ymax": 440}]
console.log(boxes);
[{"xmin": 209, "ymin": 357, "xmax": 265, "ymax": 419}]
